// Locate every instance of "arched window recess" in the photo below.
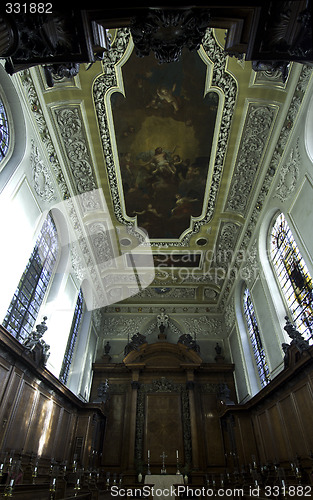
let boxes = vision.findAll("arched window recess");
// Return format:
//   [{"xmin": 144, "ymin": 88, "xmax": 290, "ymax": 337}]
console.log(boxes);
[
  {"xmin": 2, "ymin": 212, "xmax": 59, "ymax": 341},
  {"xmin": 270, "ymin": 212, "xmax": 313, "ymax": 344},
  {"xmin": 243, "ymin": 286, "xmax": 271, "ymax": 388}
]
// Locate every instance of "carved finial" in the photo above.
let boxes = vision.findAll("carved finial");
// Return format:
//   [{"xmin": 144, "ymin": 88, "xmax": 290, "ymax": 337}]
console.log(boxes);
[
  {"xmin": 157, "ymin": 309, "xmax": 169, "ymax": 337},
  {"xmin": 35, "ymin": 316, "xmax": 48, "ymax": 337},
  {"xmin": 283, "ymin": 316, "xmax": 310, "ymax": 353}
]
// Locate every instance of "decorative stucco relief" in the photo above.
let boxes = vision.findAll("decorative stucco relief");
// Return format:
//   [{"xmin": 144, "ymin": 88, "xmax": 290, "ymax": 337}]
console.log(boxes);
[
  {"xmin": 226, "ymin": 104, "xmax": 278, "ymax": 215},
  {"xmin": 30, "ymin": 139, "xmax": 56, "ymax": 202},
  {"xmin": 274, "ymin": 138, "xmax": 300, "ymax": 202}
]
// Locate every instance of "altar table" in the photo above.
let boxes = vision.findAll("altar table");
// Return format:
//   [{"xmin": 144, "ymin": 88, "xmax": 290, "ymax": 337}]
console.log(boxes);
[{"xmin": 144, "ymin": 474, "xmax": 184, "ymax": 500}]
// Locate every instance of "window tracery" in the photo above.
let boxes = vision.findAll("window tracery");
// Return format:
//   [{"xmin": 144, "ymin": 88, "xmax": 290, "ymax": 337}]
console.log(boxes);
[
  {"xmin": 243, "ymin": 287, "xmax": 270, "ymax": 388},
  {"xmin": 0, "ymin": 98, "xmax": 10, "ymax": 162},
  {"xmin": 59, "ymin": 288, "xmax": 84, "ymax": 384},
  {"xmin": 3, "ymin": 212, "xmax": 59, "ymax": 341},
  {"xmin": 270, "ymin": 212, "xmax": 313, "ymax": 343}
]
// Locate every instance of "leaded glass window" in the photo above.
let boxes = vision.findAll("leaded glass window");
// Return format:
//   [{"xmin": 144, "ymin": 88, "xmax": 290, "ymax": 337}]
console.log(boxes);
[
  {"xmin": 243, "ymin": 287, "xmax": 270, "ymax": 388},
  {"xmin": 0, "ymin": 98, "xmax": 10, "ymax": 161},
  {"xmin": 59, "ymin": 288, "xmax": 84, "ymax": 385},
  {"xmin": 3, "ymin": 212, "xmax": 59, "ymax": 341},
  {"xmin": 270, "ymin": 212, "xmax": 313, "ymax": 343}
]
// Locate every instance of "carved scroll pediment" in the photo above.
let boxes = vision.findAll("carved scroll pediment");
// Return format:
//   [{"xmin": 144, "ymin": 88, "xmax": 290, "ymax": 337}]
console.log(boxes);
[{"xmin": 123, "ymin": 341, "xmax": 202, "ymax": 368}]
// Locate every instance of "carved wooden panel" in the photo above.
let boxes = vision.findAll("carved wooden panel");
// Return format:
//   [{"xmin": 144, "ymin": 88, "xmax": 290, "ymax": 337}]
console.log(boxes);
[
  {"xmin": 43, "ymin": 401, "xmax": 62, "ymax": 459},
  {"xmin": 292, "ymin": 384, "xmax": 313, "ymax": 451},
  {"xmin": 266, "ymin": 405, "xmax": 289, "ymax": 461},
  {"xmin": 4, "ymin": 381, "xmax": 37, "ymax": 452},
  {"xmin": 144, "ymin": 393, "xmax": 183, "ymax": 465},
  {"xmin": 135, "ymin": 378, "xmax": 191, "ymax": 467},
  {"xmin": 23, "ymin": 392, "xmax": 49, "ymax": 456},
  {"xmin": 53, "ymin": 409, "xmax": 73, "ymax": 461},
  {"xmin": 0, "ymin": 358, "xmax": 11, "ymax": 402},
  {"xmin": 102, "ymin": 393, "xmax": 126, "ymax": 466},
  {"xmin": 279, "ymin": 394, "xmax": 306, "ymax": 456},
  {"xmin": 226, "ymin": 369, "xmax": 313, "ymax": 467},
  {"xmin": 255, "ymin": 410, "xmax": 274, "ymax": 462},
  {"xmin": 0, "ymin": 370, "xmax": 22, "ymax": 436},
  {"xmin": 200, "ymin": 393, "xmax": 224, "ymax": 466}
]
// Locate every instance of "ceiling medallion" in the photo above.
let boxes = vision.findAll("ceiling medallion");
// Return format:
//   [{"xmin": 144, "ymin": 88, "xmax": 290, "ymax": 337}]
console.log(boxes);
[{"xmin": 130, "ymin": 9, "xmax": 211, "ymax": 63}]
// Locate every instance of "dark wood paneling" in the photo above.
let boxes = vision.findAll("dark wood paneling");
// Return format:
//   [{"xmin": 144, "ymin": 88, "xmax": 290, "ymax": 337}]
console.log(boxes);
[
  {"xmin": 145, "ymin": 393, "xmax": 183, "ymax": 465},
  {"xmin": 0, "ymin": 326, "xmax": 105, "ymax": 470},
  {"xmin": 235, "ymin": 412, "xmax": 257, "ymax": 466},
  {"xmin": 102, "ymin": 393, "xmax": 126, "ymax": 466},
  {"xmin": 53, "ymin": 408, "xmax": 72, "ymax": 461},
  {"xmin": 0, "ymin": 359, "xmax": 11, "ymax": 403},
  {"xmin": 4, "ymin": 381, "xmax": 37, "ymax": 452},
  {"xmin": 221, "ymin": 345, "xmax": 313, "ymax": 475},
  {"xmin": 200, "ymin": 393, "xmax": 224, "ymax": 466},
  {"xmin": 267, "ymin": 404, "xmax": 289, "ymax": 461},
  {"xmin": 255, "ymin": 411, "xmax": 273, "ymax": 463},
  {"xmin": 279, "ymin": 394, "xmax": 306, "ymax": 457},
  {"xmin": 292, "ymin": 384, "xmax": 313, "ymax": 451}
]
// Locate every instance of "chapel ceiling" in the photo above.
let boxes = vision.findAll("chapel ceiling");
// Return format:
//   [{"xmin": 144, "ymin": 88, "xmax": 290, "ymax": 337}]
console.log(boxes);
[{"xmin": 19, "ymin": 6, "xmax": 312, "ymax": 314}]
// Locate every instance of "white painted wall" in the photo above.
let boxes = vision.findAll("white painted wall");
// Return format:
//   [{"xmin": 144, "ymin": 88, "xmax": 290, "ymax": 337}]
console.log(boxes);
[
  {"xmin": 0, "ymin": 63, "xmax": 94, "ymax": 399},
  {"xmin": 230, "ymin": 69, "xmax": 313, "ymax": 400}
]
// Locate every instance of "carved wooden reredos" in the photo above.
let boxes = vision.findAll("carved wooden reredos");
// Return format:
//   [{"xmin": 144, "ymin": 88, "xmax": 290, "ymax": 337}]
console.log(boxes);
[{"xmin": 91, "ymin": 339, "xmax": 235, "ymax": 475}]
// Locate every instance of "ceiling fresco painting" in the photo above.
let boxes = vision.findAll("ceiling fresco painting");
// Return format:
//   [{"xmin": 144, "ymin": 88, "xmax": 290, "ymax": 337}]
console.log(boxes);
[
  {"xmin": 93, "ymin": 28, "xmax": 238, "ymax": 248},
  {"xmin": 110, "ymin": 47, "xmax": 219, "ymax": 239}
]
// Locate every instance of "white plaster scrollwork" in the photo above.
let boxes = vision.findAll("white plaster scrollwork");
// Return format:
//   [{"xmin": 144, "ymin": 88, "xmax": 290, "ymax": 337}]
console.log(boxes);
[
  {"xmin": 225, "ymin": 300, "xmax": 236, "ymax": 332},
  {"xmin": 274, "ymin": 139, "xmax": 300, "ymax": 202},
  {"xmin": 30, "ymin": 140, "xmax": 56, "ymax": 202},
  {"xmin": 54, "ymin": 107, "xmax": 97, "ymax": 194},
  {"xmin": 21, "ymin": 71, "xmax": 70, "ymax": 198},
  {"xmin": 204, "ymin": 288, "xmax": 218, "ymax": 300},
  {"xmin": 127, "ymin": 287, "xmax": 196, "ymax": 300},
  {"xmin": 226, "ymin": 105, "xmax": 277, "ymax": 215},
  {"xmin": 70, "ymin": 244, "xmax": 85, "ymax": 282},
  {"xmin": 183, "ymin": 316, "xmax": 223, "ymax": 337},
  {"xmin": 241, "ymin": 241, "xmax": 259, "ymax": 287},
  {"xmin": 219, "ymin": 222, "xmax": 239, "ymax": 249},
  {"xmin": 88, "ymin": 222, "xmax": 114, "ymax": 268},
  {"xmin": 102, "ymin": 316, "xmax": 147, "ymax": 337}
]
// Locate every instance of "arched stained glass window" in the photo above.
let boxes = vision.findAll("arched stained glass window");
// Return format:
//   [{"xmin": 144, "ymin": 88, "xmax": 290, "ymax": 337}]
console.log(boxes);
[
  {"xmin": 270, "ymin": 213, "xmax": 313, "ymax": 343},
  {"xmin": 59, "ymin": 288, "xmax": 84, "ymax": 385},
  {"xmin": 3, "ymin": 212, "xmax": 59, "ymax": 341},
  {"xmin": 0, "ymin": 98, "xmax": 10, "ymax": 161},
  {"xmin": 243, "ymin": 287, "xmax": 270, "ymax": 388}
]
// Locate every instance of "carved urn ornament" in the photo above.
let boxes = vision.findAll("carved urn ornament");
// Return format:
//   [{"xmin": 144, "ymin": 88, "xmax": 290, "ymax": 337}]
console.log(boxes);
[
  {"xmin": 22, "ymin": 316, "xmax": 50, "ymax": 365},
  {"xmin": 283, "ymin": 315, "xmax": 310, "ymax": 353},
  {"xmin": 130, "ymin": 8, "xmax": 211, "ymax": 63},
  {"xmin": 157, "ymin": 308, "xmax": 169, "ymax": 339}
]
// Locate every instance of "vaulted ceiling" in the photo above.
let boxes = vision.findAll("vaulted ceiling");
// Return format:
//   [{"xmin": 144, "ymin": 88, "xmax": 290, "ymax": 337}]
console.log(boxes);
[
  {"xmin": 30, "ymin": 27, "xmax": 303, "ymax": 314},
  {"xmin": 9, "ymin": 3, "xmax": 311, "ymax": 342}
]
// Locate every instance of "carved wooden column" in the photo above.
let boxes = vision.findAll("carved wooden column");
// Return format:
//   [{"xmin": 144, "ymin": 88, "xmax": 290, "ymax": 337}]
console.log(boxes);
[
  {"xmin": 128, "ymin": 368, "xmax": 140, "ymax": 471},
  {"xmin": 186, "ymin": 369, "xmax": 200, "ymax": 470}
]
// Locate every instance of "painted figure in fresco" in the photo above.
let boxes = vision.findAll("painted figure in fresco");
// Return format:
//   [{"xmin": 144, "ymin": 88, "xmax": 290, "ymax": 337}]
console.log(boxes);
[
  {"xmin": 146, "ymin": 146, "xmax": 177, "ymax": 176},
  {"xmin": 111, "ymin": 45, "xmax": 219, "ymax": 239},
  {"xmin": 171, "ymin": 194, "xmax": 199, "ymax": 217},
  {"xmin": 146, "ymin": 83, "xmax": 180, "ymax": 114},
  {"xmin": 156, "ymin": 85, "xmax": 180, "ymax": 113}
]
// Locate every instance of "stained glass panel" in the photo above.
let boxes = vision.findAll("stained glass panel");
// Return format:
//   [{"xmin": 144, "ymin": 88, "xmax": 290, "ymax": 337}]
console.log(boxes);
[
  {"xmin": 59, "ymin": 288, "xmax": 84, "ymax": 385},
  {"xmin": 270, "ymin": 213, "xmax": 313, "ymax": 343},
  {"xmin": 0, "ymin": 99, "xmax": 10, "ymax": 161},
  {"xmin": 3, "ymin": 213, "xmax": 59, "ymax": 341},
  {"xmin": 243, "ymin": 287, "xmax": 270, "ymax": 388}
]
